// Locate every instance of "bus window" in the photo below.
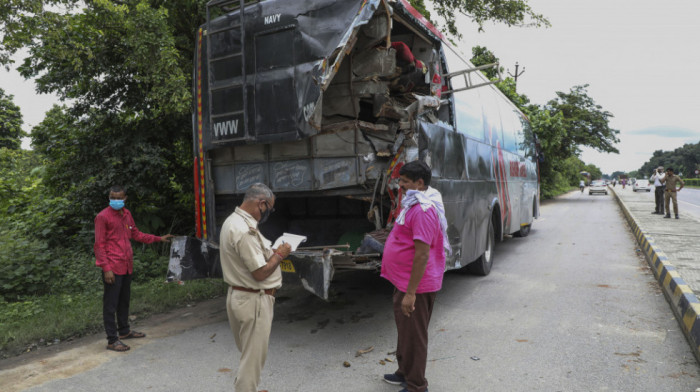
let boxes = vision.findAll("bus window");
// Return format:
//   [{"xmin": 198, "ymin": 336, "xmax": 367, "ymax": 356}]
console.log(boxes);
[
  {"xmin": 480, "ymin": 86, "xmax": 503, "ymax": 147},
  {"xmin": 442, "ymin": 46, "xmax": 485, "ymax": 141},
  {"xmin": 454, "ymin": 89, "xmax": 485, "ymax": 141},
  {"xmin": 499, "ymin": 99, "xmax": 520, "ymax": 154},
  {"xmin": 520, "ymin": 114, "xmax": 536, "ymax": 160}
]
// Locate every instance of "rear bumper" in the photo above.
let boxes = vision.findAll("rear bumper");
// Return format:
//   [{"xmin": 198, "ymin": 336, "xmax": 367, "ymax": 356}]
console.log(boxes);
[{"xmin": 167, "ymin": 236, "xmax": 381, "ymax": 300}]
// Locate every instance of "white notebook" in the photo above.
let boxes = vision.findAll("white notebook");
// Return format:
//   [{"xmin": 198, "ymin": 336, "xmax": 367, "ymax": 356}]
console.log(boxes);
[{"xmin": 272, "ymin": 232, "xmax": 307, "ymax": 252}]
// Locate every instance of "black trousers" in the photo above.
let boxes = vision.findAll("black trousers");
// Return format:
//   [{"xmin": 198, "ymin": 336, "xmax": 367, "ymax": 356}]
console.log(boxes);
[
  {"xmin": 655, "ymin": 186, "xmax": 665, "ymax": 214},
  {"xmin": 103, "ymin": 272, "xmax": 132, "ymax": 344},
  {"xmin": 393, "ymin": 289, "xmax": 437, "ymax": 392}
]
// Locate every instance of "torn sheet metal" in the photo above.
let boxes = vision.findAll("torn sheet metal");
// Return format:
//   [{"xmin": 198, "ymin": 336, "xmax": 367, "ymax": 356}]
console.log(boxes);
[
  {"xmin": 167, "ymin": 236, "xmax": 221, "ymax": 282},
  {"xmin": 167, "ymin": 234, "xmax": 341, "ymax": 299}
]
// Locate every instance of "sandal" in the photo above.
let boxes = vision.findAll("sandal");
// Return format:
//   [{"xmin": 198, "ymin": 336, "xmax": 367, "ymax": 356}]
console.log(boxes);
[
  {"xmin": 106, "ymin": 340, "xmax": 130, "ymax": 352},
  {"xmin": 119, "ymin": 330, "xmax": 146, "ymax": 339}
]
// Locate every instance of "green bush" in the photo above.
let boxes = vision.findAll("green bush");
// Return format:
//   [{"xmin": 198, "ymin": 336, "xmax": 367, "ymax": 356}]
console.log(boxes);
[
  {"xmin": 685, "ymin": 178, "xmax": 700, "ymax": 187},
  {"xmin": 0, "ymin": 228, "xmax": 57, "ymax": 300},
  {"xmin": 50, "ymin": 250, "xmax": 102, "ymax": 295},
  {"xmin": 133, "ymin": 245, "xmax": 171, "ymax": 281}
]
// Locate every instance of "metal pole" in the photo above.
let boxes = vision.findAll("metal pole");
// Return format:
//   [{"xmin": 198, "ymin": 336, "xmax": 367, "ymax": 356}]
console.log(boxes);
[{"xmin": 508, "ymin": 62, "xmax": 526, "ymax": 91}]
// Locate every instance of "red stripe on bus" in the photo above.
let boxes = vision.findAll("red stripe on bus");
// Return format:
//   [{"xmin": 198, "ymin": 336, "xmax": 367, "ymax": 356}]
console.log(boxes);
[
  {"xmin": 196, "ymin": 28, "xmax": 207, "ymax": 239},
  {"xmin": 194, "ymin": 157, "xmax": 201, "ymax": 238},
  {"xmin": 399, "ymin": 0, "xmax": 446, "ymax": 42}
]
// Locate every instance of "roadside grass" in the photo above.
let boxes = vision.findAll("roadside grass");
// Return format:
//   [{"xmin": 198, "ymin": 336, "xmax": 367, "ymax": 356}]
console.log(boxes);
[{"xmin": 0, "ymin": 278, "xmax": 228, "ymax": 358}]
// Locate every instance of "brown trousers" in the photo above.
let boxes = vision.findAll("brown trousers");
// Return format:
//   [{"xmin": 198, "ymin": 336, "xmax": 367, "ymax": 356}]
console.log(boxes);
[
  {"xmin": 664, "ymin": 190, "xmax": 679, "ymax": 216},
  {"xmin": 393, "ymin": 289, "xmax": 437, "ymax": 392}
]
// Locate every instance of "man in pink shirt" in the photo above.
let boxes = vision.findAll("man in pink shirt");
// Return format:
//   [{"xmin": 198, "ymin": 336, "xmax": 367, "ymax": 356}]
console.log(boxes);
[
  {"xmin": 94, "ymin": 185, "xmax": 173, "ymax": 352},
  {"xmin": 381, "ymin": 161, "xmax": 446, "ymax": 392}
]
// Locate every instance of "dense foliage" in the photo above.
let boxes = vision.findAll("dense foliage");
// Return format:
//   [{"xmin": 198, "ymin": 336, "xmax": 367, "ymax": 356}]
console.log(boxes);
[
  {"xmin": 0, "ymin": 88, "xmax": 24, "ymax": 149},
  {"xmin": 636, "ymin": 142, "xmax": 700, "ymax": 180},
  {"xmin": 1, "ymin": 0, "xmax": 200, "ymax": 255}
]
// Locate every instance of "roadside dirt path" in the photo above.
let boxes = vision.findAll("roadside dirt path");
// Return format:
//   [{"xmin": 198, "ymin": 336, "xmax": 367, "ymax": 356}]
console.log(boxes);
[{"xmin": 0, "ymin": 297, "xmax": 227, "ymax": 392}]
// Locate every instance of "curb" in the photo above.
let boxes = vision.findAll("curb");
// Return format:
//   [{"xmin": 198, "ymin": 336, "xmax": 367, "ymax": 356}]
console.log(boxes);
[{"xmin": 612, "ymin": 188, "xmax": 700, "ymax": 363}]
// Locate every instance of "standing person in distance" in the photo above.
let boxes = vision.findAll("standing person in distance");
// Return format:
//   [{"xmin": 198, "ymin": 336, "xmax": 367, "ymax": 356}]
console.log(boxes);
[
  {"xmin": 381, "ymin": 161, "xmax": 449, "ymax": 392},
  {"xmin": 661, "ymin": 167, "xmax": 684, "ymax": 219},
  {"xmin": 94, "ymin": 185, "xmax": 174, "ymax": 352},
  {"xmin": 649, "ymin": 166, "xmax": 665, "ymax": 215},
  {"xmin": 219, "ymin": 183, "xmax": 292, "ymax": 392}
]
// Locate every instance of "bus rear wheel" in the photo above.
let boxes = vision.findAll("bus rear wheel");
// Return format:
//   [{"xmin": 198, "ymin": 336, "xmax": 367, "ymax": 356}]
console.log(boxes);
[
  {"xmin": 514, "ymin": 224, "xmax": 531, "ymax": 237},
  {"xmin": 467, "ymin": 219, "xmax": 494, "ymax": 276}
]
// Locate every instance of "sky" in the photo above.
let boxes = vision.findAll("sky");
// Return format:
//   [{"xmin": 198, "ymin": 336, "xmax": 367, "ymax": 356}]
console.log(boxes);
[
  {"xmin": 2, "ymin": 0, "xmax": 700, "ymax": 175},
  {"xmin": 453, "ymin": 0, "xmax": 700, "ymax": 175}
]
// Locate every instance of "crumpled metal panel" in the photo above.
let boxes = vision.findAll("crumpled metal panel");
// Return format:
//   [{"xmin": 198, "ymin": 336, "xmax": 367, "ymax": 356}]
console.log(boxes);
[
  {"xmin": 202, "ymin": 0, "xmax": 383, "ymax": 148},
  {"xmin": 167, "ymin": 235, "xmax": 337, "ymax": 299},
  {"xmin": 167, "ymin": 236, "xmax": 221, "ymax": 282},
  {"xmin": 416, "ymin": 121, "xmax": 498, "ymax": 269}
]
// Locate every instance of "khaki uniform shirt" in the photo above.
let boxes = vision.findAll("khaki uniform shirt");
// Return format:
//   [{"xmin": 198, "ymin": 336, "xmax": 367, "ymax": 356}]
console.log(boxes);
[
  {"xmin": 664, "ymin": 174, "xmax": 685, "ymax": 192},
  {"xmin": 219, "ymin": 207, "xmax": 282, "ymax": 290}
]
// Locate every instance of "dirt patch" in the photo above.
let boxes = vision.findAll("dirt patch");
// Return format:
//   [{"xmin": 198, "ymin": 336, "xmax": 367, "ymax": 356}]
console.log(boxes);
[{"xmin": 0, "ymin": 297, "xmax": 227, "ymax": 392}]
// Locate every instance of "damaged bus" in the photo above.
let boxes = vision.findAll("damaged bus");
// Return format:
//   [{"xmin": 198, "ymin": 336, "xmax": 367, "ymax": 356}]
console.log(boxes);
[{"xmin": 167, "ymin": 0, "xmax": 541, "ymax": 299}]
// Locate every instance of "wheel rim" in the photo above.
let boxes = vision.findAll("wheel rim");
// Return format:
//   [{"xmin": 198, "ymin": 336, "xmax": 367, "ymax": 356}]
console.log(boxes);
[{"xmin": 484, "ymin": 227, "xmax": 493, "ymax": 263}]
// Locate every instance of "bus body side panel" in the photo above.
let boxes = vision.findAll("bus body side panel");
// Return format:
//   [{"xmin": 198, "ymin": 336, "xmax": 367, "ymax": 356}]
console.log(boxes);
[{"xmin": 418, "ymin": 120, "xmax": 498, "ymax": 269}]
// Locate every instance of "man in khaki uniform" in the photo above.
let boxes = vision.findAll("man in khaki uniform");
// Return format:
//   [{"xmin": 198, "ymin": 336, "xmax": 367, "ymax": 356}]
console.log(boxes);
[
  {"xmin": 661, "ymin": 167, "xmax": 685, "ymax": 219},
  {"xmin": 219, "ymin": 183, "xmax": 292, "ymax": 392}
]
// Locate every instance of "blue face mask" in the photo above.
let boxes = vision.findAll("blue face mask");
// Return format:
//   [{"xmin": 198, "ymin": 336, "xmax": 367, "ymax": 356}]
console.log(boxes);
[{"xmin": 109, "ymin": 199, "xmax": 125, "ymax": 210}]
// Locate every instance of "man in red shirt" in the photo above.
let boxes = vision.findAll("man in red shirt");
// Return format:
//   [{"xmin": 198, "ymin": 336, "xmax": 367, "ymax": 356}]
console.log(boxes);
[{"xmin": 94, "ymin": 185, "xmax": 173, "ymax": 352}]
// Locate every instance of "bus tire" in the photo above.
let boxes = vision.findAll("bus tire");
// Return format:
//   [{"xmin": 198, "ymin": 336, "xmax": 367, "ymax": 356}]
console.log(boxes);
[
  {"xmin": 514, "ymin": 224, "xmax": 531, "ymax": 237},
  {"xmin": 467, "ymin": 219, "xmax": 495, "ymax": 276}
]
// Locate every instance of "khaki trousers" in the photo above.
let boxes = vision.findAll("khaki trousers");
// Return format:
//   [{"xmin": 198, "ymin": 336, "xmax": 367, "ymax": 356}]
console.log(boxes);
[
  {"xmin": 664, "ymin": 191, "xmax": 679, "ymax": 216},
  {"xmin": 227, "ymin": 287, "xmax": 275, "ymax": 392}
]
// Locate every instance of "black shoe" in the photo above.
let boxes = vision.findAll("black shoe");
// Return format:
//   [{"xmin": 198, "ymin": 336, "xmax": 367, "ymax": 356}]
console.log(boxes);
[
  {"xmin": 676, "ymin": 215, "xmax": 679, "ymax": 219},
  {"xmin": 383, "ymin": 373, "xmax": 406, "ymax": 386},
  {"xmin": 663, "ymin": 214, "xmax": 671, "ymax": 218}
]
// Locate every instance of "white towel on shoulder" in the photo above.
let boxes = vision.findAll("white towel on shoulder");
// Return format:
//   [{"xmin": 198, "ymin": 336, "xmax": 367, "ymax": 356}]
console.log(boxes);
[{"xmin": 396, "ymin": 186, "xmax": 451, "ymax": 255}]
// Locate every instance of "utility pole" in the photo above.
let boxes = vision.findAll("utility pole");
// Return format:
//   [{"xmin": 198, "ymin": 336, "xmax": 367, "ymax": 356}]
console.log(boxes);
[{"xmin": 508, "ymin": 62, "xmax": 525, "ymax": 91}]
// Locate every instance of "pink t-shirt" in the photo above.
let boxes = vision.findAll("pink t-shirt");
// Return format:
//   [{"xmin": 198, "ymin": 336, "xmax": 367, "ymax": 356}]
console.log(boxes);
[{"xmin": 380, "ymin": 204, "xmax": 446, "ymax": 293}]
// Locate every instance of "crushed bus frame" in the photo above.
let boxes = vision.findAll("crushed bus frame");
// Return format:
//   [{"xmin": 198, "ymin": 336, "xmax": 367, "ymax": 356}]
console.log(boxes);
[{"xmin": 167, "ymin": 0, "xmax": 541, "ymax": 300}]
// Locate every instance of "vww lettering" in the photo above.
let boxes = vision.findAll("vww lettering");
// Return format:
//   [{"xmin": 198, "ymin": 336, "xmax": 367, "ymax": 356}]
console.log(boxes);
[{"xmin": 213, "ymin": 119, "xmax": 239, "ymax": 138}]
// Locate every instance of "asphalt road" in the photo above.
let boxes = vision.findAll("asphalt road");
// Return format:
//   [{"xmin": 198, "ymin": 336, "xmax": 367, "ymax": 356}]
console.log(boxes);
[
  {"xmin": 678, "ymin": 187, "xmax": 700, "ymax": 218},
  {"xmin": 9, "ymin": 190, "xmax": 700, "ymax": 392}
]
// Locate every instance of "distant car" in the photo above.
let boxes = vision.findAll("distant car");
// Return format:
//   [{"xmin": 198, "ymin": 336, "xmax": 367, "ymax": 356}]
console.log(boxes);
[
  {"xmin": 633, "ymin": 179, "xmax": 652, "ymax": 192},
  {"xmin": 589, "ymin": 180, "xmax": 608, "ymax": 195}
]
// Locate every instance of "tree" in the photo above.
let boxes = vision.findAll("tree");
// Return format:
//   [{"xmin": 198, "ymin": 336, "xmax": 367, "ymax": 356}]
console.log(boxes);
[
  {"xmin": 0, "ymin": 88, "xmax": 24, "ymax": 150},
  {"xmin": 407, "ymin": 0, "xmax": 550, "ymax": 38},
  {"xmin": 545, "ymin": 85, "xmax": 620, "ymax": 158},
  {"xmin": 638, "ymin": 142, "xmax": 700, "ymax": 179},
  {"xmin": 1, "ymin": 1, "xmax": 202, "ymax": 244},
  {"xmin": 469, "ymin": 46, "xmax": 504, "ymax": 80}
]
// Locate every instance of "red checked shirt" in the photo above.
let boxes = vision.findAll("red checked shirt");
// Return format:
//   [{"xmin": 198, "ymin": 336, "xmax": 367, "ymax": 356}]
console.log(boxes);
[{"xmin": 94, "ymin": 207, "xmax": 161, "ymax": 275}]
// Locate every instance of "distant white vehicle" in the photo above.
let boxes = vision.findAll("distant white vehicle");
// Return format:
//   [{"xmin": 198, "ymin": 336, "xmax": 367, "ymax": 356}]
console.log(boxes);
[
  {"xmin": 633, "ymin": 179, "xmax": 652, "ymax": 192},
  {"xmin": 589, "ymin": 180, "xmax": 608, "ymax": 195}
]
